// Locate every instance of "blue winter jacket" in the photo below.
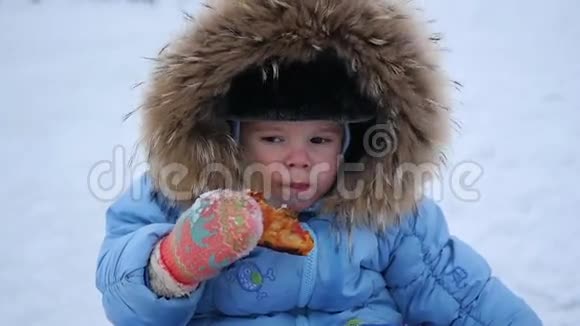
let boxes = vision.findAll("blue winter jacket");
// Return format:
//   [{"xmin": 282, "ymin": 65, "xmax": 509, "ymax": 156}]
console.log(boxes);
[{"xmin": 95, "ymin": 174, "xmax": 541, "ymax": 325}]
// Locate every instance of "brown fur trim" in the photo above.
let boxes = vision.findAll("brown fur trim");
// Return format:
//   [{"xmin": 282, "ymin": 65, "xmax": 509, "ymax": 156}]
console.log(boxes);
[{"xmin": 139, "ymin": 0, "xmax": 452, "ymax": 231}]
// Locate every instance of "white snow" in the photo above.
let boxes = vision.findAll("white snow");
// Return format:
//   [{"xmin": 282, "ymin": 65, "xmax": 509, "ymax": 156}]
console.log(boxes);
[{"xmin": 0, "ymin": 0, "xmax": 577, "ymax": 325}]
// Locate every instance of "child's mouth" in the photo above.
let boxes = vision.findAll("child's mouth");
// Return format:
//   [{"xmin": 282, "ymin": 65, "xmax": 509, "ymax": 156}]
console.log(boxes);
[{"xmin": 289, "ymin": 182, "xmax": 310, "ymax": 191}]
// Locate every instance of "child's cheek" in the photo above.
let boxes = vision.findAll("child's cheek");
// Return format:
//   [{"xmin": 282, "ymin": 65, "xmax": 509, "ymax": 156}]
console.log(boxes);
[
  {"xmin": 252, "ymin": 145, "xmax": 282, "ymax": 165},
  {"xmin": 311, "ymin": 163, "xmax": 338, "ymax": 194}
]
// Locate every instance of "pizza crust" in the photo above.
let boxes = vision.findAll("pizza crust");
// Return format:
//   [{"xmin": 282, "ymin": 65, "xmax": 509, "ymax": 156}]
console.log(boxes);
[{"xmin": 248, "ymin": 191, "xmax": 315, "ymax": 256}]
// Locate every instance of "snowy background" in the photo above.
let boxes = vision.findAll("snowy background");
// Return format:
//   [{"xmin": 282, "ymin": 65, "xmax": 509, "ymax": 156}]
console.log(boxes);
[{"xmin": 0, "ymin": 0, "xmax": 578, "ymax": 325}]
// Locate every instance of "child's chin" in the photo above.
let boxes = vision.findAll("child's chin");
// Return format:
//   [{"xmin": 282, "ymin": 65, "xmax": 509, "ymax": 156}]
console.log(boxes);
[
  {"xmin": 267, "ymin": 188, "xmax": 320, "ymax": 212},
  {"xmin": 283, "ymin": 198, "xmax": 317, "ymax": 213}
]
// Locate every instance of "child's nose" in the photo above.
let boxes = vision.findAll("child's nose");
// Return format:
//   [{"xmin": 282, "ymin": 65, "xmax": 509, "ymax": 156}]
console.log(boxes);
[{"xmin": 285, "ymin": 149, "xmax": 311, "ymax": 169}]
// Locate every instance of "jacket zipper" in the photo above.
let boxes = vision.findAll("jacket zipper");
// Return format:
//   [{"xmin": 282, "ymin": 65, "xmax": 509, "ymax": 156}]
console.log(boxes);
[{"xmin": 296, "ymin": 223, "xmax": 318, "ymax": 326}]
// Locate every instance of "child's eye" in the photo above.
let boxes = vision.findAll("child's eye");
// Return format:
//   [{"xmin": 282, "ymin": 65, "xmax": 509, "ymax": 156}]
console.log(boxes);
[
  {"xmin": 310, "ymin": 137, "xmax": 332, "ymax": 144},
  {"xmin": 261, "ymin": 136, "xmax": 284, "ymax": 143}
]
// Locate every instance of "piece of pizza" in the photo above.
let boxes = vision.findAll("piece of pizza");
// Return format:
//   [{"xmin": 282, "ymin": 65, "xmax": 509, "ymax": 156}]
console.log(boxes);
[{"xmin": 247, "ymin": 191, "xmax": 315, "ymax": 256}]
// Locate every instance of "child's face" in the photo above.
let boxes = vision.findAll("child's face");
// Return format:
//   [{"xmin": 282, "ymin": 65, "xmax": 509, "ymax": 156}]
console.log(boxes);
[{"xmin": 240, "ymin": 120, "xmax": 343, "ymax": 212}]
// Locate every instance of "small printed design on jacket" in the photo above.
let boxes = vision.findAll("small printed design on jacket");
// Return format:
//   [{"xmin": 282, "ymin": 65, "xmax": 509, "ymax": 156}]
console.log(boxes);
[
  {"xmin": 226, "ymin": 262, "xmax": 276, "ymax": 300},
  {"xmin": 346, "ymin": 319, "xmax": 396, "ymax": 326}
]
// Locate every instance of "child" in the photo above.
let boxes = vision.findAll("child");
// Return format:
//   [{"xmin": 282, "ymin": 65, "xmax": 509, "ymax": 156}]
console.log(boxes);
[{"xmin": 96, "ymin": 0, "xmax": 542, "ymax": 325}]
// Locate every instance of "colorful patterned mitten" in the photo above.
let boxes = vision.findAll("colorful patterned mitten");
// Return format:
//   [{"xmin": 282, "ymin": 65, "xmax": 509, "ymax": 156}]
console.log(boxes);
[{"xmin": 148, "ymin": 189, "xmax": 263, "ymax": 297}]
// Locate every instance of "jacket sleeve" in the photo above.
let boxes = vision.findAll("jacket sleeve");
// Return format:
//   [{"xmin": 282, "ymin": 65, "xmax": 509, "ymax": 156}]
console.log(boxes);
[
  {"xmin": 95, "ymin": 173, "xmax": 205, "ymax": 326},
  {"xmin": 379, "ymin": 198, "xmax": 542, "ymax": 325}
]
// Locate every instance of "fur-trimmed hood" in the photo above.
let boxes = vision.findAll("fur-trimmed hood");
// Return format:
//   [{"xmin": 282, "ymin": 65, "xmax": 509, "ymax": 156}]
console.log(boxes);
[{"xmin": 139, "ymin": 0, "xmax": 451, "ymax": 231}]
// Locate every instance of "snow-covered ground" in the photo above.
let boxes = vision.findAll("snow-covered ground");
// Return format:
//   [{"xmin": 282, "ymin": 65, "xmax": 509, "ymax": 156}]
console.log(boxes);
[{"xmin": 0, "ymin": 0, "xmax": 577, "ymax": 325}]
